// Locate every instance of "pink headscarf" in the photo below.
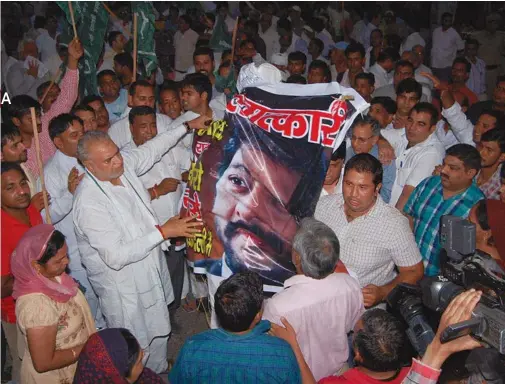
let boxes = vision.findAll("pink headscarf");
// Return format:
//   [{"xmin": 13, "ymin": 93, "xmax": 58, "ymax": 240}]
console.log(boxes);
[{"xmin": 11, "ymin": 224, "xmax": 78, "ymax": 302}]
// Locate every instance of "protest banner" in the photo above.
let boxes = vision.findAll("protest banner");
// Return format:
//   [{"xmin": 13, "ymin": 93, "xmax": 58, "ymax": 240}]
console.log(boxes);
[{"xmin": 180, "ymin": 72, "xmax": 368, "ymax": 291}]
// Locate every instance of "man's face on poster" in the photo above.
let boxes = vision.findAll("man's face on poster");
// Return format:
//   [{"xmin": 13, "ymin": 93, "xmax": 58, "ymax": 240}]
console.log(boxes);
[{"xmin": 213, "ymin": 143, "xmax": 300, "ymax": 284}]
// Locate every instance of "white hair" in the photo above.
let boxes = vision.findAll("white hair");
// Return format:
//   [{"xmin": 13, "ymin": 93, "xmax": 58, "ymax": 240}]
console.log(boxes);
[{"xmin": 76, "ymin": 131, "xmax": 112, "ymax": 162}]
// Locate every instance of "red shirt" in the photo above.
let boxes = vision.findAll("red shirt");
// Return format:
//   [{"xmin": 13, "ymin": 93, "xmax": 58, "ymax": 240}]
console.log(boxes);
[
  {"xmin": 1, "ymin": 205, "xmax": 43, "ymax": 323},
  {"xmin": 319, "ymin": 367, "xmax": 410, "ymax": 384}
]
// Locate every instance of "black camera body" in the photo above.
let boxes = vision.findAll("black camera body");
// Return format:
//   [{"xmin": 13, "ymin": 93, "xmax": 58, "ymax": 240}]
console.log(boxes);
[{"xmin": 387, "ymin": 215, "xmax": 505, "ymax": 356}]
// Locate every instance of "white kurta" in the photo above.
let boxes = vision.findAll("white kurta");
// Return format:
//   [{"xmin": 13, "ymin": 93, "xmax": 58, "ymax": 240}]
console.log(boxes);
[
  {"xmin": 73, "ymin": 124, "xmax": 187, "ymax": 373},
  {"xmin": 37, "ymin": 150, "xmax": 104, "ymax": 327}
]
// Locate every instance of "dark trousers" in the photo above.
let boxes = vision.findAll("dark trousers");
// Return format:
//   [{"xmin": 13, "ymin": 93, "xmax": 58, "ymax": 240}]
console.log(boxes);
[{"xmin": 165, "ymin": 248, "xmax": 186, "ymax": 314}]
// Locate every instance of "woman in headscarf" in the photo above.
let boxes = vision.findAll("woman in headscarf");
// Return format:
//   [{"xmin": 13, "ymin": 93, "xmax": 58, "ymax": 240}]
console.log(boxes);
[
  {"xmin": 468, "ymin": 199, "xmax": 505, "ymax": 268},
  {"xmin": 73, "ymin": 328, "xmax": 164, "ymax": 383},
  {"xmin": 11, "ymin": 224, "xmax": 96, "ymax": 383}
]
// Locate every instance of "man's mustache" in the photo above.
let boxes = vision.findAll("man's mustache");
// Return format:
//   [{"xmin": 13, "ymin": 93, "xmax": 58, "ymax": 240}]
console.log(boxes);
[{"xmin": 224, "ymin": 220, "xmax": 285, "ymax": 255}]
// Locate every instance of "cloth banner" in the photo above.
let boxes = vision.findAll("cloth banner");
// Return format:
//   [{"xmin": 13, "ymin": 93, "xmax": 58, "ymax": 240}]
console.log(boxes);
[
  {"xmin": 180, "ymin": 80, "xmax": 368, "ymax": 291},
  {"xmin": 209, "ymin": 15, "xmax": 232, "ymax": 52},
  {"xmin": 57, "ymin": 1, "xmax": 109, "ymax": 96},
  {"xmin": 131, "ymin": 2, "xmax": 158, "ymax": 77}
]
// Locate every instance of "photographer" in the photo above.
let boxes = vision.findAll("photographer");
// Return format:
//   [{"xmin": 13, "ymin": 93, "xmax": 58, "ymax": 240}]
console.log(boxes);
[{"xmin": 270, "ymin": 290, "xmax": 485, "ymax": 384}]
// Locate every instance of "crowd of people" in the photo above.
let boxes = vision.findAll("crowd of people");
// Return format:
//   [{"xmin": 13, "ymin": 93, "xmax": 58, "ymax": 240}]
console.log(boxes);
[{"xmin": 1, "ymin": 1, "xmax": 505, "ymax": 383}]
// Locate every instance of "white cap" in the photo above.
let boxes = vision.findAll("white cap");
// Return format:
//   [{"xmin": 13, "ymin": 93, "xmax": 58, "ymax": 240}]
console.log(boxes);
[
  {"xmin": 269, "ymin": 53, "xmax": 288, "ymax": 66},
  {"xmin": 291, "ymin": 5, "xmax": 301, "ymax": 12}
]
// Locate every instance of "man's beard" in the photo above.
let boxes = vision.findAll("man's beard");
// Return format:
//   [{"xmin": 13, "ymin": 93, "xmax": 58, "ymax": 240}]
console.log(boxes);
[{"xmin": 221, "ymin": 219, "xmax": 296, "ymax": 285}]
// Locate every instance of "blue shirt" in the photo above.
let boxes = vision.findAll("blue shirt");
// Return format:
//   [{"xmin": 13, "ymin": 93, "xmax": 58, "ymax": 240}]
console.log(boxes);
[
  {"xmin": 346, "ymin": 144, "xmax": 396, "ymax": 203},
  {"xmin": 169, "ymin": 320, "xmax": 301, "ymax": 384},
  {"xmin": 403, "ymin": 176, "xmax": 484, "ymax": 276},
  {"xmin": 104, "ymin": 88, "xmax": 128, "ymax": 124}
]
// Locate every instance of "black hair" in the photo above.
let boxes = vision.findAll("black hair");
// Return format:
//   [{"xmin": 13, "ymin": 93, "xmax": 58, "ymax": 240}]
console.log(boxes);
[
  {"xmin": 219, "ymin": 113, "xmax": 326, "ymax": 221},
  {"xmin": 36, "ymin": 81, "xmax": 54, "ymax": 99},
  {"xmin": 308, "ymin": 60, "xmax": 331, "ymax": 83},
  {"xmin": 441, "ymin": 12, "xmax": 453, "ymax": 21},
  {"xmin": 446, "ymin": 144, "xmax": 482, "ymax": 172},
  {"xmin": 475, "ymin": 199, "xmax": 491, "ymax": 231},
  {"xmin": 496, "ymin": 75, "xmax": 505, "ymax": 86},
  {"xmin": 193, "ymin": 46, "xmax": 215, "ymax": 62},
  {"xmin": 128, "ymin": 105, "xmax": 156, "ymax": 125},
  {"xmin": 479, "ymin": 109, "xmax": 501, "ymax": 124},
  {"xmin": 1, "ymin": 124, "xmax": 21, "ymax": 150},
  {"xmin": 276, "ymin": 17, "xmax": 292, "ymax": 33},
  {"xmin": 370, "ymin": 28, "xmax": 383, "ymax": 38},
  {"xmin": 481, "ymin": 128, "xmax": 505, "ymax": 153},
  {"xmin": 7, "ymin": 95, "xmax": 41, "ymax": 120},
  {"xmin": 244, "ymin": 19, "xmax": 259, "ymax": 35},
  {"xmin": 384, "ymin": 33, "xmax": 402, "ymax": 53},
  {"xmin": 452, "ymin": 57, "xmax": 471, "ymax": 73},
  {"xmin": 128, "ymin": 80, "xmax": 153, "ymax": 97},
  {"xmin": 216, "ymin": 1, "xmax": 229, "ymax": 11},
  {"xmin": 48, "ymin": 114, "xmax": 83, "ymax": 141},
  {"xmin": 108, "ymin": 31, "xmax": 123, "ymax": 48},
  {"xmin": 344, "ymin": 153, "xmax": 383, "ymax": 186},
  {"xmin": 159, "ymin": 80, "xmax": 180, "ymax": 95},
  {"xmin": 71, "ymin": 104, "xmax": 95, "ymax": 115},
  {"xmin": 465, "ymin": 38, "xmax": 480, "ymax": 47},
  {"xmin": 396, "ymin": 78, "xmax": 422, "ymax": 100},
  {"xmin": 309, "ymin": 38, "xmax": 324, "ymax": 56},
  {"xmin": 37, "ymin": 230, "xmax": 66, "ymax": 265},
  {"xmin": 286, "ymin": 74, "xmax": 307, "ymax": 84},
  {"xmin": 395, "ymin": 59, "xmax": 414, "ymax": 72},
  {"xmin": 113, "ymin": 52, "xmax": 134, "ymax": 72},
  {"xmin": 354, "ymin": 309, "xmax": 406, "ymax": 372},
  {"xmin": 370, "ymin": 96, "xmax": 397, "ymax": 115},
  {"xmin": 82, "ymin": 95, "xmax": 106, "ymax": 108},
  {"xmin": 181, "ymin": 73, "xmax": 213, "ymax": 101},
  {"xmin": 214, "ymin": 272, "xmax": 263, "ymax": 332},
  {"xmin": 355, "ymin": 72, "xmax": 375, "ymax": 87},
  {"xmin": 239, "ymin": 39, "xmax": 256, "ymax": 50},
  {"xmin": 377, "ymin": 47, "xmax": 400, "ymax": 63},
  {"xmin": 345, "ymin": 42, "xmax": 366, "ymax": 58},
  {"xmin": 179, "ymin": 14, "xmax": 192, "ymax": 25},
  {"xmin": 331, "ymin": 141, "xmax": 346, "ymax": 161},
  {"xmin": 205, "ymin": 12, "xmax": 216, "ymax": 24},
  {"xmin": 410, "ymin": 102, "xmax": 439, "ymax": 126},
  {"xmin": 34, "ymin": 16, "xmax": 46, "ymax": 29},
  {"xmin": 97, "ymin": 70, "xmax": 118, "ymax": 85},
  {"xmin": 1, "ymin": 161, "xmax": 26, "ymax": 178},
  {"xmin": 288, "ymin": 51, "xmax": 307, "ymax": 64},
  {"xmin": 118, "ymin": 328, "xmax": 141, "ymax": 378}
]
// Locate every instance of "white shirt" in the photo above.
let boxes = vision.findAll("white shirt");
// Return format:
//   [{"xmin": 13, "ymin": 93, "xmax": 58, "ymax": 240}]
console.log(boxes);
[
  {"xmin": 363, "ymin": 22, "xmax": 378, "ymax": 51},
  {"xmin": 35, "ymin": 29, "xmax": 58, "ymax": 63},
  {"xmin": 44, "ymin": 53, "xmax": 63, "ymax": 78},
  {"xmin": 259, "ymin": 23, "xmax": 280, "ymax": 63},
  {"xmin": 174, "ymin": 28, "xmax": 199, "ymax": 72},
  {"xmin": 316, "ymin": 29, "xmax": 335, "ymax": 57},
  {"xmin": 315, "ymin": 194, "xmax": 423, "ymax": 287},
  {"xmin": 122, "ymin": 138, "xmax": 189, "ymax": 225},
  {"xmin": 263, "ymin": 273, "xmax": 364, "ymax": 381},
  {"xmin": 327, "ymin": 8, "xmax": 350, "ymax": 36},
  {"xmin": 108, "ymin": 113, "xmax": 173, "ymax": 150},
  {"xmin": 466, "ymin": 57, "xmax": 486, "ymax": 96},
  {"xmin": 400, "ymin": 32, "xmax": 426, "ymax": 54},
  {"xmin": 73, "ymin": 124, "xmax": 187, "ymax": 371},
  {"xmin": 381, "ymin": 128, "xmax": 445, "ymax": 206},
  {"xmin": 368, "ymin": 63, "xmax": 392, "ymax": 89},
  {"xmin": 431, "ymin": 27, "xmax": 464, "ymax": 69},
  {"xmin": 350, "ymin": 20, "xmax": 367, "ymax": 46},
  {"xmin": 339, "ymin": 67, "xmax": 366, "ymax": 88},
  {"xmin": 440, "ymin": 102, "xmax": 475, "ymax": 147}
]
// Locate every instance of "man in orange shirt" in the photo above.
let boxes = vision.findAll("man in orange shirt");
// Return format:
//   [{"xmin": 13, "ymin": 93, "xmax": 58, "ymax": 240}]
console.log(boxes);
[
  {"xmin": 1, "ymin": 162, "xmax": 43, "ymax": 382},
  {"xmin": 449, "ymin": 58, "xmax": 479, "ymax": 106}
]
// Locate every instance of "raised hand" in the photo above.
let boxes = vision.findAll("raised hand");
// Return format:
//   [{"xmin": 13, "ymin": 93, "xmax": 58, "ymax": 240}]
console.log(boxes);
[{"xmin": 27, "ymin": 60, "xmax": 39, "ymax": 78}]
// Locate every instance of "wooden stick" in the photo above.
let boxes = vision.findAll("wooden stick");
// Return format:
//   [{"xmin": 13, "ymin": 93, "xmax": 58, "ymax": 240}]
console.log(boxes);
[
  {"xmin": 101, "ymin": 2, "xmax": 131, "ymax": 38},
  {"xmin": 68, "ymin": 1, "xmax": 78, "ymax": 39},
  {"xmin": 30, "ymin": 108, "xmax": 51, "ymax": 224},
  {"xmin": 231, "ymin": 17, "xmax": 239, "ymax": 61},
  {"xmin": 133, "ymin": 13, "xmax": 138, "ymax": 82},
  {"xmin": 39, "ymin": 68, "xmax": 62, "ymax": 105}
]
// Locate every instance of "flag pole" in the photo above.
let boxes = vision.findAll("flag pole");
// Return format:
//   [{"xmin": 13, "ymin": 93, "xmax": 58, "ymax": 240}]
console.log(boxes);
[
  {"xmin": 30, "ymin": 108, "xmax": 51, "ymax": 224},
  {"xmin": 101, "ymin": 2, "xmax": 131, "ymax": 38},
  {"xmin": 68, "ymin": 1, "xmax": 78, "ymax": 39},
  {"xmin": 133, "ymin": 13, "xmax": 138, "ymax": 82},
  {"xmin": 231, "ymin": 17, "xmax": 239, "ymax": 61}
]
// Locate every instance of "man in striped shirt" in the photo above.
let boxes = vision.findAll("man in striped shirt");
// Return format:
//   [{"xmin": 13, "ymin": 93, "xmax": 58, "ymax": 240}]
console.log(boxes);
[{"xmin": 404, "ymin": 144, "xmax": 485, "ymax": 276}]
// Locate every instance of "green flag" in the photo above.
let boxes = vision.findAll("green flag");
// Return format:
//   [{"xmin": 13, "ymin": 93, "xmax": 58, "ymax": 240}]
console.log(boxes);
[
  {"xmin": 209, "ymin": 16, "xmax": 232, "ymax": 53},
  {"xmin": 57, "ymin": 1, "xmax": 109, "ymax": 96},
  {"xmin": 131, "ymin": 2, "xmax": 157, "ymax": 77}
]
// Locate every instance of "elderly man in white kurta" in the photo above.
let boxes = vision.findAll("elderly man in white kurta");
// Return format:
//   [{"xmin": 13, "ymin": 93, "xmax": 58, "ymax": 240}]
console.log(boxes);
[
  {"xmin": 37, "ymin": 114, "xmax": 104, "ymax": 327},
  {"xmin": 72, "ymin": 116, "xmax": 205, "ymax": 373}
]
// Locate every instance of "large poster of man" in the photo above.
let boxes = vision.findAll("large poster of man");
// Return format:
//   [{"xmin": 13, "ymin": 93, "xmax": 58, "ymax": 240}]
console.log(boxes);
[{"xmin": 181, "ymin": 81, "xmax": 368, "ymax": 291}]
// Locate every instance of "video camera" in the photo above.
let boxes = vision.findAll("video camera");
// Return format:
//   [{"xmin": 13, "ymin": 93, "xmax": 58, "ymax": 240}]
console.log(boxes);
[{"xmin": 387, "ymin": 215, "xmax": 505, "ymax": 356}]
